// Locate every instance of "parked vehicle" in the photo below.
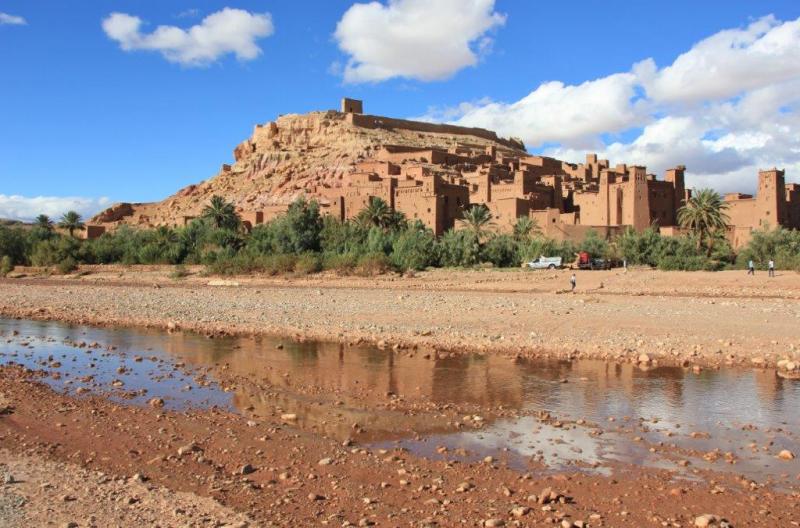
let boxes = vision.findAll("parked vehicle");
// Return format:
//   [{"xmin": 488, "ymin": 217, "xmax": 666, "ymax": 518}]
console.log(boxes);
[
  {"xmin": 575, "ymin": 251, "xmax": 614, "ymax": 270},
  {"xmin": 527, "ymin": 256, "xmax": 563, "ymax": 269}
]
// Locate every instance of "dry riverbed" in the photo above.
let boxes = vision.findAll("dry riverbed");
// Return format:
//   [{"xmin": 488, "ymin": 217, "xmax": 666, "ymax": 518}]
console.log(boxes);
[{"xmin": 1, "ymin": 266, "xmax": 800, "ymax": 526}]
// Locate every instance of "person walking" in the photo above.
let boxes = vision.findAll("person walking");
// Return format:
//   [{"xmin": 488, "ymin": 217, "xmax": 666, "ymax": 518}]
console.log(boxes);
[
  {"xmin": 570, "ymin": 273, "xmax": 576, "ymax": 292},
  {"xmin": 748, "ymin": 259, "xmax": 755, "ymax": 275},
  {"xmin": 768, "ymin": 259, "xmax": 775, "ymax": 277}
]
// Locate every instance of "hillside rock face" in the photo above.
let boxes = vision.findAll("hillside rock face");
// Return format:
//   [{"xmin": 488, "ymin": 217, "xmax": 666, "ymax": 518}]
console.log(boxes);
[{"xmin": 92, "ymin": 110, "xmax": 525, "ymax": 228}]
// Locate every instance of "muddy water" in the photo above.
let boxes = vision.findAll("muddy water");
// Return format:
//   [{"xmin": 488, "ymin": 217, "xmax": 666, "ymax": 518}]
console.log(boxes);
[{"xmin": 1, "ymin": 318, "xmax": 798, "ymax": 487}]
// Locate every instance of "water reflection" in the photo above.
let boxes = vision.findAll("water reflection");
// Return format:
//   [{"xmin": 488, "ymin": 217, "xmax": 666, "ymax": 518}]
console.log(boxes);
[{"xmin": 1, "ymin": 318, "xmax": 798, "ymax": 487}]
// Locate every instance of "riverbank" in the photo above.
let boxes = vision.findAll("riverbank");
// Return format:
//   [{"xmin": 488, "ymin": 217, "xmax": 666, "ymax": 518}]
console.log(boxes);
[
  {"xmin": 2, "ymin": 266, "xmax": 800, "ymax": 370},
  {"xmin": 1, "ymin": 362, "xmax": 797, "ymax": 527}
]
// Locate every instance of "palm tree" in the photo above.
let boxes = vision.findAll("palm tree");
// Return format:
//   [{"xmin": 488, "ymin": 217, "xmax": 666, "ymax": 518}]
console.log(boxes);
[
  {"xmin": 34, "ymin": 214, "xmax": 54, "ymax": 232},
  {"xmin": 356, "ymin": 197, "xmax": 393, "ymax": 229},
  {"xmin": 201, "ymin": 195, "xmax": 240, "ymax": 230},
  {"xmin": 513, "ymin": 216, "xmax": 542, "ymax": 240},
  {"xmin": 458, "ymin": 204, "xmax": 495, "ymax": 243},
  {"xmin": 677, "ymin": 189, "xmax": 730, "ymax": 256},
  {"xmin": 58, "ymin": 211, "xmax": 85, "ymax": 237}
]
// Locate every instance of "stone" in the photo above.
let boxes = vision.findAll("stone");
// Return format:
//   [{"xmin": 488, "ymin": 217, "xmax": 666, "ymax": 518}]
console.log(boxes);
[
  {"xmin": 638, "ymin": 353, "xmax": 651, "ymax": 364},
  {"xmin": 148, "ymin": 397, "xmax": 165, "ymax": 408},
  {"xmin": 318, "ymin": 457, "xmax": 333, "ymax": 466},
  {"xmin": 484, "ymin": 520, "xmax": 505, "ymax": 527},
  {"xmin": 3, "ymin": 474, "xmax": 14, "ymax": 484},
  {"xmin": 177, "ymin": 443, "xmax": 201, "ymax": 456},
  {"xmin": 511, "ymin": 506, "xmax": 530, "ymax": 517},
  {"xmin": 281, "ymin": 413, "xmax": 297, "ymax": 422},
  {"xmin": 694, "ymin": 514, "xmax": 718, "ymax": 527},
  {"xmin": 240, "ymin": 464, "xmax": 255, "ymax": 475},
  {"xmin": 777, "ymin": 449, "xmax": 795, "ymax": 460}
]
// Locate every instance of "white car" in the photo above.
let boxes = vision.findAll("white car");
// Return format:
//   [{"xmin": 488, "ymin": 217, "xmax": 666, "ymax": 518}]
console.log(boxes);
[{"xmin": 527, "ymin": 256, "xmax": 563, "ymax": 270}]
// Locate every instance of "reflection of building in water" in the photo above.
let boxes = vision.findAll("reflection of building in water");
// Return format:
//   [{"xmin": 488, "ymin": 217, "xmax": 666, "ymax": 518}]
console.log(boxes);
[
  {"xmin": 752, "ymin": 368, "xmax": 782, "ymax": 406},
  {"xmin": 169, "ymin": 334, "xmax": 526, "ymax": 410}
]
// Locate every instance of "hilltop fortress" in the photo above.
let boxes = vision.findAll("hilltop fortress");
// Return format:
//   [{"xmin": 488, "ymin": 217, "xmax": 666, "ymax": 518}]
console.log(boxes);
[{"xmin": 91, "ymin": 98, "xmax": 799, "ymax": 247}]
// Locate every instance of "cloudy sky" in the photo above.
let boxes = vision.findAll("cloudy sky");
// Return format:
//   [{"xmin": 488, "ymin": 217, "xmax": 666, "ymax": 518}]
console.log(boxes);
[{"xmin": 1, "ymin": 0, "xmax": 799, "ymax": 220}]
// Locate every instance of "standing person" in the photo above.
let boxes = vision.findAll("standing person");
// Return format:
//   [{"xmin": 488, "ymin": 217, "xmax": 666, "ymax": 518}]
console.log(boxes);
[
  {"xmin": 748, "ymin": 259, "xmax": 755, "ymax": 275},
  {"xmin": 768, "ymin": 259, "xmax": 775, "ymax": 277},
  {"xmin": 570, "ymin": 273, "xmax": 577, "ymax": 292}
]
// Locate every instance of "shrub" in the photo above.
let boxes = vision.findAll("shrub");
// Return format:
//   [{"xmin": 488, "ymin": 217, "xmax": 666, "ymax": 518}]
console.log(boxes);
[
  {"xmin": 56, "ymin": 256, "xmax": 78, "ymax": 275},
  {"xmin": 616, "ymin": 227, "xmax": 662, "ymax": 266},
  {"xmin": 391, "ymin": 223, "xmax": 438, "ymax": 271},
  {"xmin": 0, "ymin": 226, "xmax": 29, "ymax": 265},
  {"xmin": 169, "ymin": 264, "xmax": 189, "ymax": 280},
  {"xmin": 737, "ymin": 227, "xmax": 800, "ymax": 270},
  {"xmin": 30, "ymin": 236, "xmax": 81, "ymax": 267},
  {"xmin": 294, "ymin": 253, "xmax": 322, "ymax": 275},
  {"xmin": 0, "ymin": 255, "xmax": 12, "ymax": 277},
  {"xmin": 437, "ymin": 229, "xmax": 480, "ymax": 267},
  {"xmin": 578, "ymin": 229, "xmax": 610, "ymax": 258},
  {"xmin": 355, "ymin": 252, "xmax": 393, "ymax": 276},
  {"xmin": 249, "ymin": 198, "xmax": 323, "ymax": 255},
  {"xmin": 481, "ymin": 234, "xmax": 520, "ymax": 267},
  {"xmin": 322, "ymin": 252, "xmax": 358, "ymax": 274}
]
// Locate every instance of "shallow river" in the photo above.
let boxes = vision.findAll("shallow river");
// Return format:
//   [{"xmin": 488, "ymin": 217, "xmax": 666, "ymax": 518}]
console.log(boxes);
[{"xmin": 1, "ymin": 318, "xmax": 798, "ymax": 488}]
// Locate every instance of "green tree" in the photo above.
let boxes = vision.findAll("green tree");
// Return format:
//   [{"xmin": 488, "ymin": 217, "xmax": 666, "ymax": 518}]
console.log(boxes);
[
  {"xmin": 34, "ymin": 214, "xmax": 54, "ymax": 232},
  {"xmin": 458, "ymin": 204, "xmax": 495, "ymax": 243},
  {"xmin": 355, "ymin": 197, "xmax": 397, "ymax": 230},
  {"xmin": 58, "ymin": 211, "xmax": 85, "ymax": 237},
  {"xmin": 512, "ymin": 216, "xmax": 541, "ymax": 240},
  {"xmin": 201, "ymin": 195, "xmax": 240, "ymax": 230},
  {"xmin": 677, "ymin": 189, "xmax": 730, "ymax": 256}
]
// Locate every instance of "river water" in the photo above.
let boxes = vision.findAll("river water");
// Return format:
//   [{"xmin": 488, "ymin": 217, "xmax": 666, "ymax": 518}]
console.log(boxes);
[{"xmin": 1, "ymin": 317, "xmax": 798, "ymax": 488}]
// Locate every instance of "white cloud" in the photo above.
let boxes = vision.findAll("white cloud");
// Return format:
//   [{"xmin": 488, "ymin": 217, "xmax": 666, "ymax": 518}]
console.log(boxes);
[
  {"xmin": 439, "ymin": 73, "xmax": 645, "ymax": 148},
  {"xmin": 0, "ymin": 195, "xmax": 112, "ymax": 222},
  {"xmin": 102, "ymin": 8, "xmax": 274, "ymax": 66},
  {"xmin": 334, "ymin": 0, "xmax": 506, "ymax": 83},
  {"xmin": 635, "ymin": 16, "xmax": 800, "ymax": 104},
  {"xmin": 0, "ymin": 12, "xmax": 27, "ymax": 25},
  {"xmin": 422, "ymin": 15, "xmax": 800, "ymax": 193}
]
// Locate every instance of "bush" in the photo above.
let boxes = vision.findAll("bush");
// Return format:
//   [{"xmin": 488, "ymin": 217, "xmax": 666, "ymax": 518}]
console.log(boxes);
[
  {"xmin": 737, "ymin": 227, "xmax": 800, "ymax": 270},
  {"xmin": 616, "ymin": 227, "xmax": 662, "ymax": 266},
  {"xmin": 56, "ymin": 256, "xmax": 78, "ymax": 275},
  {"xmin": 323, "ymin": 252, "xmax": 358, "ymax": 274},
  {"xmin": 578, "ymin": 229, "xmax": 610, "ymax": 258},
  {"xmin": 481, "ymin": 234, "xmax": 520, "ymax": 267},
  {"xmin": 169, "ymin": 264, "xmax": 189, "ymax": 280},
  {"xmin": 0, "ymin": 255, "xmax": 12, "ymax": 277},
  {"xmin": 0, "ymin": 226, "xmax": 29, "ymax": 265},
  {"xmin": 249, "ymin": 198, "xmax": 323, "ymax": 255},
  {"xmin": 391, "ymin": 223, "xmax": 438, "ymax": 271},
  {"xmin": 294, "ymin": 253, "xmax": 322, "ymax": 275},
  {"xmin": 355, "ymin": 252, "xmax": 393, "ymax": 276},
  {"xmin": 437, "ymin": 229, "xmax": 480, "ymax": 267}
]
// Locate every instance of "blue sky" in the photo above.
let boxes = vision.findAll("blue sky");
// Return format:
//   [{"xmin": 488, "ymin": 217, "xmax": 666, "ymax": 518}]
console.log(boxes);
[{"xmin": 1, "ymin": 0, "xmax": 800, "ymax": 220}]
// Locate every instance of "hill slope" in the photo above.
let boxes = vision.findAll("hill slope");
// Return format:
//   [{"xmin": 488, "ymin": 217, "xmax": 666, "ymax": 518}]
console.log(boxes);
[{"xmin": 91, "ymin": 109, "xmax": 526, "ymax": 227}]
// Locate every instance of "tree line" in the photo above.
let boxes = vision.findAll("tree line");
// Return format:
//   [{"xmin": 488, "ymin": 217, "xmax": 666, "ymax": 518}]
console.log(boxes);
[{"xmin": 1, "ymin": 189, "xmax": 797, "ymax": 277}]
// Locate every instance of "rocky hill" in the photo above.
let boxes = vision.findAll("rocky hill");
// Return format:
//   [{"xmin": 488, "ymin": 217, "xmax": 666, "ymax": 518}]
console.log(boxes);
[{"xmin": 91, "ymin": 108, "xmax": 526, "ymax": 228}]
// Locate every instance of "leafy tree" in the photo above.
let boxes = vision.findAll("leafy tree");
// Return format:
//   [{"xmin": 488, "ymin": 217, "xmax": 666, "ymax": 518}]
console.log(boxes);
[
  {"xmin": 481, "ymin": 234, "xmax": 520, "ymax": 267},
  {"xmin": 201, "ymin": 195, "xmax": 240, "ymax": 230},
  {"xmin": 677, "ymin": 189, "xmax": 730, "ymax": 256},
  {"xmin": 616, "ymin": 227, "xmax": 662, "ymax": 266},
  {"xmin": 437, "ymin": 229, "xmax": 480, "ymax": 267},
  {"xmin": 248, "ymin": 198, "xmax": 323, "ymax": 255},
  {"xmin": 512, "ymin": 216, "xmax": 542, "ymax": 240},
  {"xmin": 34, "ymin": 214, "xmax": 54, "ymax": 232},
  {"xmin": 58, "ymin": 211, "xmax": 85, "ymax": 237},
  {"xmin": 578, "ymin": 229, "xmax": 610, "ymax": 258},
  {"xmin": 458, "ymin": 204, "xmax": 495, "ymax": 243},
  {"xmin": 356, "ymin": 197, "xmax": 392, "ymax": 229},
  {"xmin": 391, "ymin": 221, "xmax": 438, "ymax": 271}
]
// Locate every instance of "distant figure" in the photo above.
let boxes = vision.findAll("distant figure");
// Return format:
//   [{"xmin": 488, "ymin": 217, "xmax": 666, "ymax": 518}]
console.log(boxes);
[
  {"xmin": 570, "ymin": 273, "xmax": 576, "ymax": 292},
  {"xmin": 768, "ymin": 259, "xmax": 775, "ymax": 277},
  {"xmin": 748, "ymin": 259, "xmax": 755, "ymax": 275}
]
